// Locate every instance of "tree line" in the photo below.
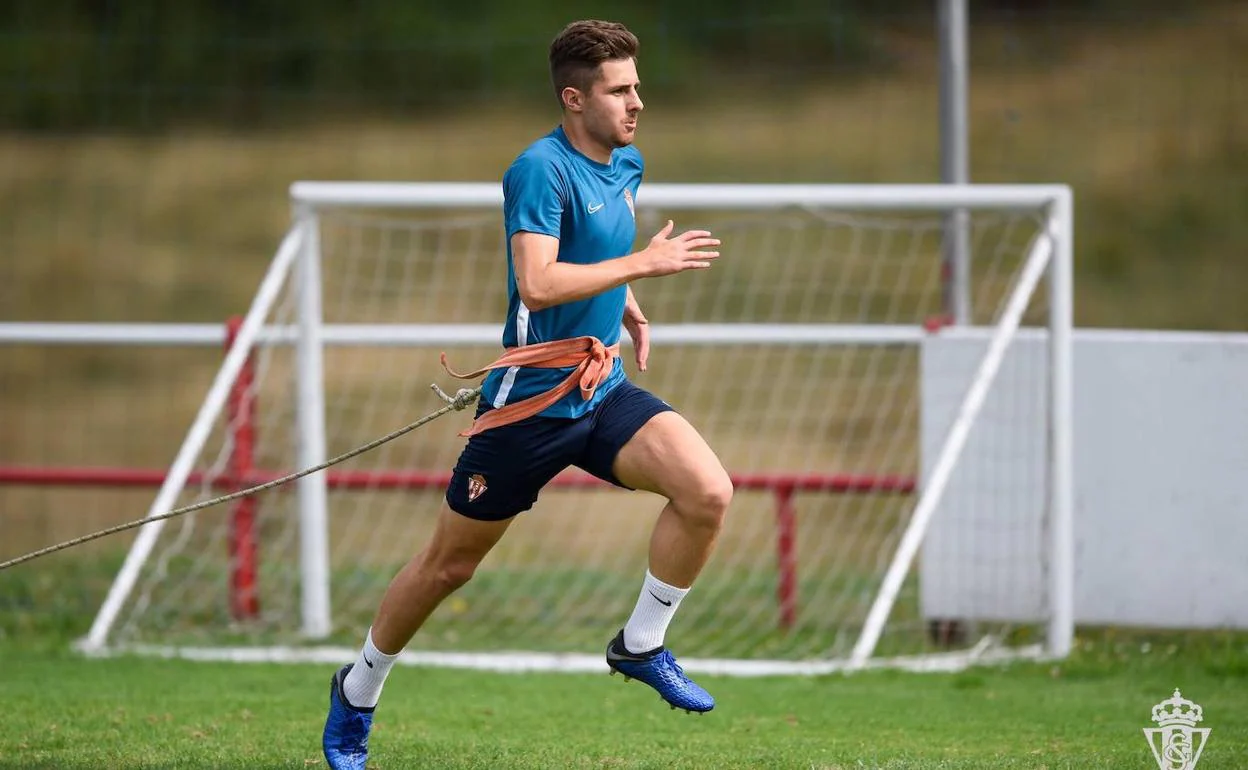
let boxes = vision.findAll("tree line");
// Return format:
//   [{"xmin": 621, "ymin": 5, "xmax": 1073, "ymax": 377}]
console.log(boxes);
[{"xmin": 1, "ymin": 0, "xmax": 1185, "ymax": 130}]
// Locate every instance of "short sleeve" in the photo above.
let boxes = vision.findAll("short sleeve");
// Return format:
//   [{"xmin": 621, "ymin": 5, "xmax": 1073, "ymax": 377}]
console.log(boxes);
[{"xmin": 503, "ymin": 153, "xmax": 566, "ymax": 240}]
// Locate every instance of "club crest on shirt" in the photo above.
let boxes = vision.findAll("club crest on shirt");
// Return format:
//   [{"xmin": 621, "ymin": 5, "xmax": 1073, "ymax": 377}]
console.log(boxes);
[
  {"xmin": 467, "ymin": 474, "xmax": 488, "ymax": 502},
  {"xmin": 623, "ymin": 188, "xmax": 635, "ymax": 220}
]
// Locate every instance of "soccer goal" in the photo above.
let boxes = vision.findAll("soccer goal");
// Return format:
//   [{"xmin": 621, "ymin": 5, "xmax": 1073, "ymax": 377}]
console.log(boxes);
[{"xmin": 80, "ymin": 181, "xmax": 1073, "ymax": 675}]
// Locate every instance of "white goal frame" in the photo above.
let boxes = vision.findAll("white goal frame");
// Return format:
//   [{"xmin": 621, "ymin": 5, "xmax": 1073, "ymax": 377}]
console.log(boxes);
[{"xmin": 77, "ymin": 181, "xmax": 1074, "ymax": 674}]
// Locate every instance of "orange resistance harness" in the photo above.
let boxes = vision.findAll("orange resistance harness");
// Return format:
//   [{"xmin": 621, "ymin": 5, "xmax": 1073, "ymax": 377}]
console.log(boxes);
[{"xmin": 440, "ymin": 336, "xmax": 620, "ymax": 437}]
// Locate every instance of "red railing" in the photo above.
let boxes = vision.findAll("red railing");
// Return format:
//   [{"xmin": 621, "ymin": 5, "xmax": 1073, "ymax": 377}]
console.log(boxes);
[
  {"xmin": 225, "ymin": 317, "xmax": 259, "ymax": 621},
  {"xmin": 0, "ymin": 317, "xmax": 916, "ymax": 630}
]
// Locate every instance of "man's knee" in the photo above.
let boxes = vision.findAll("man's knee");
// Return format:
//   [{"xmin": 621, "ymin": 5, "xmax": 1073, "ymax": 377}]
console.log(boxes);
[
  {"xmin": 675, "ymin": 470, "xmax": 733, "ymax": 529},
  {"xmin": 421, "ymin": 552, "xmax": 481, "ymax": 595}
]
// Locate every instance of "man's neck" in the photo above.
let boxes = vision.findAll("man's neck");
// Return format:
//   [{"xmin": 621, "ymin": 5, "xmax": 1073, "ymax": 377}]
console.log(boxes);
[{"xmin": 561, "ymin": 119, "xmax": 611, "ymax": 164}]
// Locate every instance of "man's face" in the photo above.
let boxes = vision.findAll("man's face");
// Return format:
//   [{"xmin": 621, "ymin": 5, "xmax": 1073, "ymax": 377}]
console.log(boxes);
[{"xmin": 581, "ymin": 58, "xmax": 643, "ymax": 149}]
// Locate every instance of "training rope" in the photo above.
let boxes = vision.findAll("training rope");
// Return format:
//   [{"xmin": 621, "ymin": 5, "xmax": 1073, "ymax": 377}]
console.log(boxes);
[{"xmin": 0, "ymin": 385, "xmax": 481, "ymax": 573}]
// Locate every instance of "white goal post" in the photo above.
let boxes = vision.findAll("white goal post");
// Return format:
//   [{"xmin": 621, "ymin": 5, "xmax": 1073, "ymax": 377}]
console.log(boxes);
[{"xmin": 80, "ymin": 181, "xmax": 1073, "ymax": 675}]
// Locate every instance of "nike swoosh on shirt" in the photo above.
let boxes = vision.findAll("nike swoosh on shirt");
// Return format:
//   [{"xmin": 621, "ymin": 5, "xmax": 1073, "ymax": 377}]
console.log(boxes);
[{"xmin": 587, "ymin": 202, "xmax": 604, "ymax": 214}]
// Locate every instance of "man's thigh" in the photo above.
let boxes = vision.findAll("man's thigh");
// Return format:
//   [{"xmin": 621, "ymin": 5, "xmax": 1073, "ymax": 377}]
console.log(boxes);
[
  {"xmin": 600, "ymin": 392, "xmax": 728, "ymax": 501},
  {"xmin": 576, "ymin": 381, "xmax": 674, "ymax": 488},
  {"xmin": 446, "ymin": 410, "xmax": 584, "ymax": 521}
]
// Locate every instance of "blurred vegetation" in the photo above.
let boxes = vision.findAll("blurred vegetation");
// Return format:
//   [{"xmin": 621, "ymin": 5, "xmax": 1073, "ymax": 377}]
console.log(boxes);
[
  {"xmin": 1, "ymin": 1, "xmax": 1242, "ymax": 331},
  {"xmin": 0, "ymin": 0, "xmax": 1208, "ymax": 130}
]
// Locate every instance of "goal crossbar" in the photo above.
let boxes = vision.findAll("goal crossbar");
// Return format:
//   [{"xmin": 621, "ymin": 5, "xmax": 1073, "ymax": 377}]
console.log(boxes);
[
  {"xmin": 290, "ymin": 181, "xmax": 1071, "ymax": 211},
  {"xmin": 0, "ymin": 322, "xmax": 928, "ymax": 347}
]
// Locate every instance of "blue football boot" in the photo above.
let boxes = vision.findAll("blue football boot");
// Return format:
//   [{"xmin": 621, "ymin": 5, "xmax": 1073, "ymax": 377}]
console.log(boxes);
[
  {"xmin": 322, "ymin": 664, "xmax": 374, "ymax": 770},
  {"xmin": 605, "ymin": 630, "xmax": 715, "ymax": 713}
]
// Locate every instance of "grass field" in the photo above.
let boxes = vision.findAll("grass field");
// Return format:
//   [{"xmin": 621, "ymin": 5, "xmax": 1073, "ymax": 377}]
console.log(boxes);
[
  {"xmin": 3, "ymin": 632, "xmax": 1247, "ymax": 769},
  {"xmin": 4, "ymin": 565, "xmax": 1248, "ymax": 768}
]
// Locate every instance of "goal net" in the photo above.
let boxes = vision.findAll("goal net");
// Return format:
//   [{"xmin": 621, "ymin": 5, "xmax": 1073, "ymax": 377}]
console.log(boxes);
[{"xmin": 82, "ymin": 182, "xmax": 1073, "ymax": 674}]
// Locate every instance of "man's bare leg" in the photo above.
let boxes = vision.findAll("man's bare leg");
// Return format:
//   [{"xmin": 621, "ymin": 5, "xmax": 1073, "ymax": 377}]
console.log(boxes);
[
  {"xmin": 602, "ymin": 410, "xmax": 730, "ymax": 713},
  {"xmin": 323, "ymin": 505, "xmax": 512, "ymax": 768},
  {"xmin": 613, "ymin": 411, "xmax": 731, "ymax": 652},
  {"xmin": 341, "ymin": 507, "xmax": 513, "ymax": 708},
  {"xmin": 614, "ymin": 410, "xmax": 732, "ymax": 589}
]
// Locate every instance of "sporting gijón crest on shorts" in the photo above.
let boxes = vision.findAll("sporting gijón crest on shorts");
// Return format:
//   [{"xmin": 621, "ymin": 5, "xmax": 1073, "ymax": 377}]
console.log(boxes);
[
  {"xmin": 480, "ymin": 125, "xmax": 643, "ymax": 420},
  {"xmin": 467, "ymin": 473, "xmax": 488, "ymax": 502}
]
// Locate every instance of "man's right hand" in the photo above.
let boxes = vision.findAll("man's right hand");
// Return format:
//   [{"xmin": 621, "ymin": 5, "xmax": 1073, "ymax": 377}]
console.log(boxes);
[{"xmin": 633, "ymin": 220, "xmax": 721, "ymax": 278}]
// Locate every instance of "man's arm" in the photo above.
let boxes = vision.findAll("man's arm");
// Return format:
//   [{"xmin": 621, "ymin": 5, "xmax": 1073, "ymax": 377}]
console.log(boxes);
[
  {"xmin": 512, "ymin": 221, "xmax": 720, "ymax": 312},
  {"xmin": 512, "ymin": 232, "xmax": 644, "ymax": 311},
  {"xmin": 623, "ymin": 285, "xmax": 650, "ymax": 371},
  {"xmin": 624, "ymin": 285, "xmax": 644, "ymax": 318}
]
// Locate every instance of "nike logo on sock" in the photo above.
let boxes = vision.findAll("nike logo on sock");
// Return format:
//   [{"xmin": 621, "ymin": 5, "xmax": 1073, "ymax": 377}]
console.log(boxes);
[
  {"xmin": 649, "ymin": 590, "xmax": 673, "ymax": 607},
  {"xmin": 363, "ymin": 654, "xmax": 374, "ymax": 668}
]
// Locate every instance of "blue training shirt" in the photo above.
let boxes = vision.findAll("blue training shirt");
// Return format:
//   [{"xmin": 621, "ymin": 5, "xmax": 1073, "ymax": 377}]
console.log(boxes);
[{"xmin": 479, "ymin": 125, "xmax": 643, "ymax": 419}]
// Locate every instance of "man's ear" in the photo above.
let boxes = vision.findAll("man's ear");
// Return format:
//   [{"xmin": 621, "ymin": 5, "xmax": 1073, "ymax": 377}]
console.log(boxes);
[{"xmin": 561, "ymin": 86, "xmax": 583, "ymax": 113}]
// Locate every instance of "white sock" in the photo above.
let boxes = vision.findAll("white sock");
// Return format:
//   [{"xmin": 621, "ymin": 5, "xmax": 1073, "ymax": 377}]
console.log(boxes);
[
  {"xmin": 341, "ymin": 628, "xmax": 399, "ymax": 709},
  {"xmin": 622, "ymin": 570, "xmax": 689, "ymax": 654}
]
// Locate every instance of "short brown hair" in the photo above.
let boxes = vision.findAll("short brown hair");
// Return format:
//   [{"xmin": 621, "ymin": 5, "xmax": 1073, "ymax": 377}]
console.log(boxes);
[{"xmin": 549, "ymin": 20, "xmax": 639, "ymax": 108}]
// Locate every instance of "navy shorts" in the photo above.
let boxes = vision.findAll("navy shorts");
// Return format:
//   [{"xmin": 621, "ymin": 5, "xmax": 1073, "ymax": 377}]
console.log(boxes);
[{"xmin": 445, "ymin": 380, "xmax": 674, "ymax": 521}]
